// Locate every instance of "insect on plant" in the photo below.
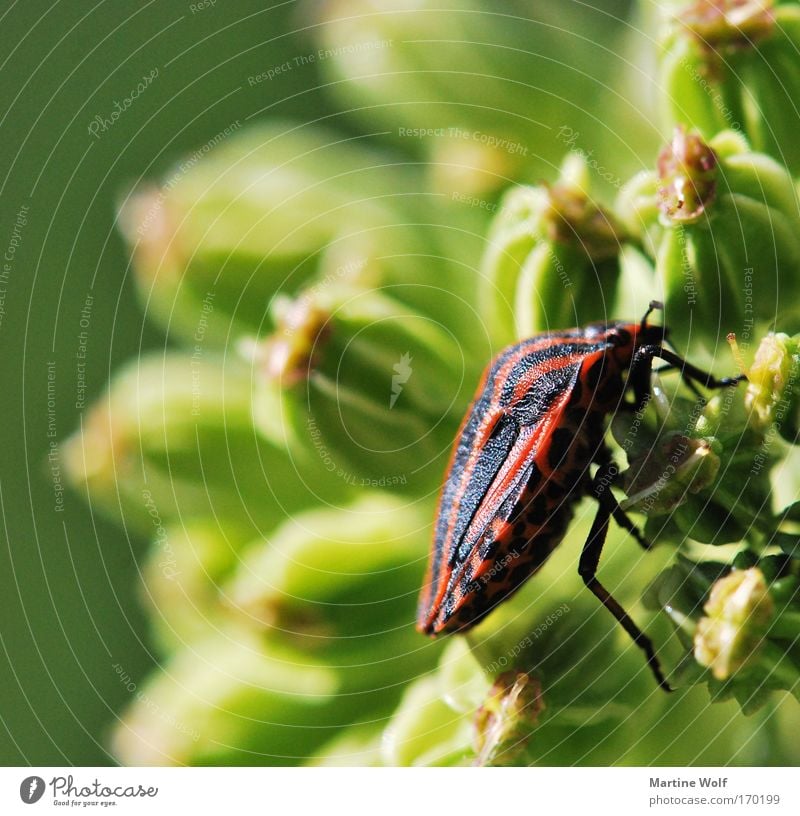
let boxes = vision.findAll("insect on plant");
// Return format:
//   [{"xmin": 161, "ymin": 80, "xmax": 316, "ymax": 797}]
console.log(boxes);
[{"xmin": 417, "ymin": 302, "xmax": 745, "ymax": 691}]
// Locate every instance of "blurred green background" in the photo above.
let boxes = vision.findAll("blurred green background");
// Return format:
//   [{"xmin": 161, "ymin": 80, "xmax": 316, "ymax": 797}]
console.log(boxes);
[{"xmin": 0, "ymin": 0, "xmax": 357, "ymax": 764}]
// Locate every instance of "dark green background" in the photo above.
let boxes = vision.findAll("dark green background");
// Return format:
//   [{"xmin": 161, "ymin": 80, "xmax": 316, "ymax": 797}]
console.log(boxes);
[{"xmin": 0, "ymin": 0, "xmax": 349, "ymax": 765}]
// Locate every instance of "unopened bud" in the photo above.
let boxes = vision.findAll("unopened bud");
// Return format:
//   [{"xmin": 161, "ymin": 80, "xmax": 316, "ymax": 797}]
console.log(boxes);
[
  {"xmin": 745, "ymin": 332, "xmax": 800, "ymax": 440},
  {"xmin": 694, "ymin": 567, "xmax": 774, "ymax": 680},
  {"xmin": 482, "ymin": 153, "xmax": 626, "ymax": 344},
  {"xmin": 473, "ymin": 672, "xmax": 544, "ymax": 767}
]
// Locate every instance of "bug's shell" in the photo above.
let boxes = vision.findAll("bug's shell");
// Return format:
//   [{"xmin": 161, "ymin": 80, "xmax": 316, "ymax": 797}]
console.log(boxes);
[{"xmin": 417, "ymin": 320, "xmax": 666, "ymax": 635}]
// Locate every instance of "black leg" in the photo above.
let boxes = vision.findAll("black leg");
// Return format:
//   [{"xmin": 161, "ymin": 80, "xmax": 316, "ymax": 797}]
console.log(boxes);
[
  {"xmin": 587, "ymin": 457, "xmax": 651, "ymax": 551},
  {"xmin": 633, "ymin": 344, "xmax": 746, "ymax": 391},
  {"xmin": 582, "ymin": 463, "xmax": 672, "ymax": 692},
  {"xmin": 652, "ymin": 363, "xmax": 706, "ymax": 400},
  {"xmin": 611, "ymin": 505, "xmax": 652, "ymax": 551}
]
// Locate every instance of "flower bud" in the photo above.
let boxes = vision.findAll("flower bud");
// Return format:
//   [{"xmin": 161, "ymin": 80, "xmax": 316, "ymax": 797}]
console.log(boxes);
[
  {"xmin": 624, "ymin": 128, "xmax": 800, "ymax": 352},
  {"xmin": 744, "ymin": 332, "xmax": 800, "ymax": 441},
  {"xmin": 481, "ymin": 154, "xmax": 627, "ymax": 345},
  {"xmin": 621, "ymin": 432, "xmax": 722, "ymax": 515},
  {"xmin": 248, "ymin": 283, "xmax": 467, "ymax": 493},
  {"xmin": 473, "ymin": 671, "xmax": 544, "ymax": 766},
  {"xmin": 226, "ymin": 495, "xmax": 428, "ymax": 635},
  {"xmin": 110, "ymin": 626, "xmax": 339, "ymax": 765},
  {"xmin": 141, "ymin": 522, "xmax": 249, "ymax": 653},
  {"xmin": 118, "ymin": 122, "xmax": 419, "ymax": 348},
  {"xmin": 657, "ymin": 126, "xmax": 717, "ymax": 223},
  {"xmin": 659, "ymin": 1, "xmax": 800, "ymax": 175},
  {"xmin": 62, "ymin": 352, "xmax": 350, "ymax": 535},
  {"xmin": 694, "ymin": 567, "xmax": 774, "ymax": 680},
  {"xmin": 647, "ymin": 553, "xmax": 800, "ymax": 711}
]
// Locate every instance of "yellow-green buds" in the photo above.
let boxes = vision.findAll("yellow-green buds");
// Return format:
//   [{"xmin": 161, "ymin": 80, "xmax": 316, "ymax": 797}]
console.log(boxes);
[
  {"xmin": 744, "ymin": 332, "xmax": 800, "ymax": 441},
  {"xmin": 481, "ymin": 154, "xmax": 627, "ymax": 346},
  {"xmin": 694, "ymin": 567, "xmax": 774, "ymax": 680},
  {"xmin": 647, "ymin": 551, "xmax": 800, "ymax": 712}
]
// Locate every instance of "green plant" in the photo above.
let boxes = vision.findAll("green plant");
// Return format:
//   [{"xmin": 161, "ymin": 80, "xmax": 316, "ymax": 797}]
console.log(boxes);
[{"xmin": 64, "ymin": 0, "xmax": 800, "ymax": 766}]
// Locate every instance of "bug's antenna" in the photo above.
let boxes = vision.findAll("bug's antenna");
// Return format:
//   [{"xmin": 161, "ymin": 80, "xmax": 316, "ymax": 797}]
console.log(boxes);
[{"xmin": 641, "ymin": 300, "xmax": 664, "ymax": 330}]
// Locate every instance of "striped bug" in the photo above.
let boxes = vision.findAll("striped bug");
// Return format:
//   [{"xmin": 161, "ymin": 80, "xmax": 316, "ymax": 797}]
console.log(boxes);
[{"xmin": 417, "ymin": 302, "xmax": 743, "ymax": 690}]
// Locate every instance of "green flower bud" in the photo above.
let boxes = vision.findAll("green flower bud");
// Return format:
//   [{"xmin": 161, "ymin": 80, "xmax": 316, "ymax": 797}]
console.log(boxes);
[
  {"xmin": 645, "ymin": 555, "xmax": 728, "ymax": 642},
  {"xmin": 694, "ymin": 566, "xmax": 775, "ymax": 679},
  {"xmin": 649, "ymin": 552, "xmax": 800, "ymax": 711},
  {"xmin": 481, "ymin": 154, "xmax": 627, "ymax": 345},
  {"xmin": 621, "ymin": 432, "xmax": 722, "ymax": 515},
  {"xmin": 622, "ymin": 128, "xmax": 800, "ymax": 352},
  {"xmin": 473, "ymin": 671, "xmax": 544, "ymax": 767},
  {"xmin": 248, "ymin": 283, "xmax": 466, "ymax": 493},
  {"xmin": 111, "ymin": 626, "xmax": 341, "ymax": 765},
  {"xmin": 313, "ymin": 0, "xmax": 641, "ymax": 195},
  {"xmin": 62, "ymin": 352, "xmax": 350, "ymax": 535},
  {"xmin": 380, "ymin": 637, "xmax": 489, "ymax": 767},
  {"xmin": 141, "ymin": 522, "xmax": 250, "ymax": 653},
  {"xmin": 659, "ymin": 1, "xmax": 800, "ymax": 175},
  {"xmin": 226, "ymin": 495, "xmax": 428, "ymax": 636},
  {"xmin": 119, "ymin": 122, "xmax": 421, "ymax": 347},
  {"xmin": 744, "ymin": 331, "xmax": 800, "ymax": 441}
]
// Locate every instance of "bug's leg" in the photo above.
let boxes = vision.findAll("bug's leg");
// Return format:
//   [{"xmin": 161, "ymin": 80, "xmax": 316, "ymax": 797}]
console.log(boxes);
[
  {"xmin": 626, "ymin": 346, "xmax": 658, "ymax": 411},
  {"xmin": 581, "ymin": 463, "xmax": 672, "ymax": 692},
  {"xmin": 611, "ymin": 505, "xmax": 652, "ymax": 551},
  {"xmin": 634, "ymin": 344, "xmax": 746, "ymax": 392},
  {"xmin": 652, "ymin": 363, "xmax": 705, "ymax": 400},
  {"xmin": 588, "ymin": 450, "xmax": 651, "ymax": 550}
]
